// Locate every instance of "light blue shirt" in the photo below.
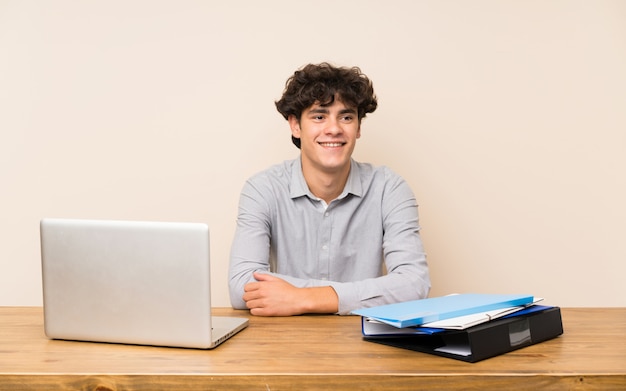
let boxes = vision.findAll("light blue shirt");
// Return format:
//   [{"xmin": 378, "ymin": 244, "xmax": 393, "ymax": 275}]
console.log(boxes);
[{"xmin": 228, "ymin": 158, "xmax": 430, "ymax": 315}]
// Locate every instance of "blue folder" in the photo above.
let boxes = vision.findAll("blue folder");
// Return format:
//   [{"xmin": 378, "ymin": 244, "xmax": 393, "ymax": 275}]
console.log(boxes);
[{"xmin": 351, "ymin": 293, "xmax": 534, "ymax": 328}]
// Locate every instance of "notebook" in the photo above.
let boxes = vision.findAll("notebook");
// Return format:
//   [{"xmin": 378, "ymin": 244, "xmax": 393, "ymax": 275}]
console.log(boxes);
[{"xmin": 40, "ymin": 218, "xmax": 248, "ymax": 349}]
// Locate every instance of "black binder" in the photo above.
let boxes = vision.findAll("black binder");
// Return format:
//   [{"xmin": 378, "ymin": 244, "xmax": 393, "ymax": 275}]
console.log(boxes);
[{"xmin": 363, "ymin": 306, "xmax": 563, "ymax": 362}]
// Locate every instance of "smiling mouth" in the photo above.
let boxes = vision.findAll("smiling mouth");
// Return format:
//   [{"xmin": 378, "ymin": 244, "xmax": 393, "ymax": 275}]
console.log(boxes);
[{"xmin": 318, "ymin": 142, "xmax": 345, "ymax": 147}]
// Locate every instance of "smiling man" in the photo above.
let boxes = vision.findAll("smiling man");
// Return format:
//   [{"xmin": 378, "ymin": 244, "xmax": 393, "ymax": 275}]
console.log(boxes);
[{"xmin": 228, "ymin": 63, "xmax": 430, "ymax": 316}]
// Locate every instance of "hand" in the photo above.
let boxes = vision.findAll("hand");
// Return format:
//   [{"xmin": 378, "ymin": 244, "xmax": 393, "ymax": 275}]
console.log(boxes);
[{"xmin": 243, "ymin": 272, "xmax": 338, "ymax": 316}]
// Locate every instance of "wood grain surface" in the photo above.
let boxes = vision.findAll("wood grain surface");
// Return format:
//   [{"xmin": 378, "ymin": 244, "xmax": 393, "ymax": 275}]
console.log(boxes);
[{"xmin": 1, "ymin": 307, "xmax": 624, "ymax": 390}]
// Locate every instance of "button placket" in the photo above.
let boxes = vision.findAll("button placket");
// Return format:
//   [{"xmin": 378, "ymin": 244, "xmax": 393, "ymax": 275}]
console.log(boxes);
[{"xmin": 318, "ymin": 207, "xmax": 332, "ymax": 281}]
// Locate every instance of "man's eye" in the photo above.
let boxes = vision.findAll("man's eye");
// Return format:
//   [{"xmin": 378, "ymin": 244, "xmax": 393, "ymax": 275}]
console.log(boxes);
[{"xmin": 342, "ymin": 116, "xmax": 354, "ymax": 121}]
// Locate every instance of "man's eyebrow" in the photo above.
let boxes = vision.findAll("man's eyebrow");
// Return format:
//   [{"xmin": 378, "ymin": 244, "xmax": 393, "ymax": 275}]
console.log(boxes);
[
  {"xmin": 308, "ymin": 107, "xmax": 330, "ymax": 114},
  {"xmin": 308, "ymin": 107, "xmax": 357, "ymax": 114},
  {"xmin": 339, "ymin": 108, "xmax": 358, "ymax": 115}
]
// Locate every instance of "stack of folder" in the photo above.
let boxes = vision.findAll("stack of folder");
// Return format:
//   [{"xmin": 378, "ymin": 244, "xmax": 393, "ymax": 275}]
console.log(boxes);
[{"xmin": 352, "ymin": 294, "xmax": 563, "ymax": 362}]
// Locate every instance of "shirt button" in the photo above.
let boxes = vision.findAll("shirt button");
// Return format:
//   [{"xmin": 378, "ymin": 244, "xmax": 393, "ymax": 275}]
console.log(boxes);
[
  {"xmin": 324, "ymin": 212, "xmax": 330, "ymax": 217},
  {"xmin": 322, "ymin": 244, "xmax": 328, "ymax": 250}
]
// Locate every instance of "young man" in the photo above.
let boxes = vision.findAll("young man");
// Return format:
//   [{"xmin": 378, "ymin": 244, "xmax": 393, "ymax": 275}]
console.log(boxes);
[{"xmin": 229, "ymin": 63, "xmax": 430, "ymax": 316}]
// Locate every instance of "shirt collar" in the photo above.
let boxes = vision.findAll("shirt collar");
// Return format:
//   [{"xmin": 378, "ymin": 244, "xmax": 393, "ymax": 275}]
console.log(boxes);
[{"xmin": 290, "ymin": 158, "xmax": 363, "ymax": 200}]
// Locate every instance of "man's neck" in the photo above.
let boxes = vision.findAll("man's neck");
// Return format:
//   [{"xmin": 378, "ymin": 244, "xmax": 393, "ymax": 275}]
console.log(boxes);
[{"xmin": 301, "ymin": 162, "xmax": 351, "ymax": 204}]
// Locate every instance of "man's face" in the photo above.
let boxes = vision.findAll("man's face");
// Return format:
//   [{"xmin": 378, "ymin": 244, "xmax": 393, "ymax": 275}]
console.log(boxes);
[{"xmin": 289, "ymin": 99, "xmax": 360, "ymax": 176}]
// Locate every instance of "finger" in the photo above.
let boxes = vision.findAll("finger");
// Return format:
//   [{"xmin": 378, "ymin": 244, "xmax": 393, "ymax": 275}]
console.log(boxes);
[
  {"xmin": 253, "ymin": 272, "xmax": 277, "ymax": 282},
  {"xmin": 250, "ymin": 307, "xmax": 265, "ymax": 316},
  {"xmin": 242, "ymin": 288, "xmax": 261, "ymax": 302},
  {"xmin": 244, "ymin": 281, "xmax": 260, "ymax": 292},
  {"xmin": 245, "ymin": 297, "xmax": 266, "ymax": 312}
]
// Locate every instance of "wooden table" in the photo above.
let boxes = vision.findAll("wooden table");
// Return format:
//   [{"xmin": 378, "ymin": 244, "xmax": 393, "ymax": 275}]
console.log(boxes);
[{"xmin": 1, "ymin": 307, "xmax": 625, "ymax": 390}]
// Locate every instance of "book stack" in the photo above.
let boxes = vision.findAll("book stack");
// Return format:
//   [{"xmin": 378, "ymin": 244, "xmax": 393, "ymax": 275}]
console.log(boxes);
[{"xmin": 351, "ymin": 294, "xmax": 563, "ymax": 362}]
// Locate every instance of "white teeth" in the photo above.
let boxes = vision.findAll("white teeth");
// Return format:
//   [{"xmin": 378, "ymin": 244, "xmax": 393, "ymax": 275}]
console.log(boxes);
[{"xmin": 320, "ymin": 142, "xmax": 343, "ymax": 147}]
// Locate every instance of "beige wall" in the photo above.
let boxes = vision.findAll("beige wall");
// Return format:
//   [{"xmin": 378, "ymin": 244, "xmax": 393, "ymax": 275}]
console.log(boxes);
[{"xmin": 1, "ymin": 0, "xmax": 625, "ymax": 307}]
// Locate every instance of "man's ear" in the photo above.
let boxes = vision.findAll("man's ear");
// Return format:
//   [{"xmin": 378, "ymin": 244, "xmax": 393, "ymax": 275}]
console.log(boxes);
[
  {"xmin": 288, "ymin": 115, "xmax": 300, "ymax": 138},
  {"xmin": 357, "ymin": 125, "xmax": 361, "ymax": 139}
]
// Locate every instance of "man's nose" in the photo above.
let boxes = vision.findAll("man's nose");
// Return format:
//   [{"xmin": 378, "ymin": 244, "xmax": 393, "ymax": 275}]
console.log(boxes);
[{"xmin": 325, "ymin": 118, "xmax": 342, "ymax": 134}]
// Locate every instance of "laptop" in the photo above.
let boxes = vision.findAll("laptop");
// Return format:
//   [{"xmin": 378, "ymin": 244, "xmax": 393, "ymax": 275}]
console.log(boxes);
[{"xmin": 40, "ymin": 218, "xmax": 248, "ymax": 349}]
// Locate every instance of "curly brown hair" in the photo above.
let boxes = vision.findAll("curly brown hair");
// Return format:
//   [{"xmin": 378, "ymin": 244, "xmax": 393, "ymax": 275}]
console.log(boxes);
[{"xmin": 275, "ymin": 63, "xmax": 378, "ymax": 148}]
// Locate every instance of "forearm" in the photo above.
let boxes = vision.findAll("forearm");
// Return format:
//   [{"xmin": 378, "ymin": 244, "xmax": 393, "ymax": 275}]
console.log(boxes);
[
  {"xmin": 329, "ymin": 271, "xmax": 430, "ymax": 315},
  {"xmin": 243, "ymin": 272, "xmax": 339, "ymax": 316},
  {"xmin": 300, "ymin": 286, "xmax": 339, "ymax": 314},
  {"xmin": 255, "ymin": 270, "xmax": 428, "ymax": 315},
  {"xmin": 252, "ymin": 284, "xmax": 339, "ymax": 316}
]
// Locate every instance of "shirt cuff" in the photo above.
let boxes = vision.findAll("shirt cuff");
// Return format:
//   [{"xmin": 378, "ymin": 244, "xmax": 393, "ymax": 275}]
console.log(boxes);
[{"xmin": 327, "ymin": 282, "xmax": 360, "ymax": 315}]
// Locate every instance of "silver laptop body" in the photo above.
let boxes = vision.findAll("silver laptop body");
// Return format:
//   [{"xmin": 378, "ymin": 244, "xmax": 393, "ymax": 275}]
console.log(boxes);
[{"xmin": 40, "ymin": 218, "xmax": 248, "ymax": 349}]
